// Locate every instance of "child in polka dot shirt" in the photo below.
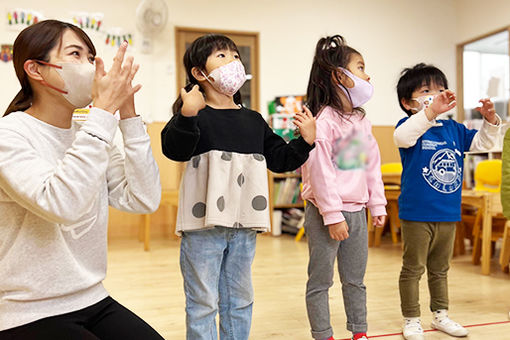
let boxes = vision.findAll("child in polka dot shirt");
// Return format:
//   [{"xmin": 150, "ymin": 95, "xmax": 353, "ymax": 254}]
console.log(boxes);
[{"xmin": 161, "ymin": 34, "xmax": 315, "ymax": 340}]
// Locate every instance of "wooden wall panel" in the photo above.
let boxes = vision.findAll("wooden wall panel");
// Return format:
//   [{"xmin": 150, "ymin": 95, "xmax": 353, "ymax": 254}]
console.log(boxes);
[{"xmin": 372, "ymin": 125, "xmax": 400, "ymax": 164}]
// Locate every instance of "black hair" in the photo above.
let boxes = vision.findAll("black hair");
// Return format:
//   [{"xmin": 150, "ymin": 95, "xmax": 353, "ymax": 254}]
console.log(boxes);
[
  {"xmin": 172, "ymin": 34, "xmax": 242, "ymax": 114},
  {"xmin": 397, "ymin": 63, "xmax": 449, "ymax": 116},
  {"xmin": 306, "ymin": 34, "xmax": 364, "ymax": 119}
]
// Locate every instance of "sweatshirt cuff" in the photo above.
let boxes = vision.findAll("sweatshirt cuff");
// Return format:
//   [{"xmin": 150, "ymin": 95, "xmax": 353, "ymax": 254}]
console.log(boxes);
[
  {"xmin": 119, "ymin": 115, "xmax": 147, "ymax": 141},
  {"xmin": 322, "ymin": 211, "xmax": 345, "ymax": 225},
  {"xmin": 82, "ymin": 107, "xmax": 119, "ymax": 144},
  {"xmin": 415, "ymin": 109, "xmax": 437, "ymax": 126},
  {"xmin": 175, "ymin": 113, "xmax": 199, "ymax": 131},
  {"xmin": 483, "ymin": 114, "xmax": 501, "ymax": 128},
  {"xmin": 368, "ymin": 205, "xmax": 387, "ymax": 217}
]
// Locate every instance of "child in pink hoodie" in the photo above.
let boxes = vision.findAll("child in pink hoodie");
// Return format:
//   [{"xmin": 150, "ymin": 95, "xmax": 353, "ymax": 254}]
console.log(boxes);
[{"xmin": 300, "ymin": 35, "xmax": 387, "ymax": 340}]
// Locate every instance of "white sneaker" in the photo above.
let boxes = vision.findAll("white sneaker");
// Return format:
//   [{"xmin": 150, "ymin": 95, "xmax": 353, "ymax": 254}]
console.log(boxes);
[
  {"xmin": 431, "ymin": 310, "xmax": 468, "ymax": 337},
  {"xmin": 402, "ymin": 317, "xmax": 424, "ymax": 340}
]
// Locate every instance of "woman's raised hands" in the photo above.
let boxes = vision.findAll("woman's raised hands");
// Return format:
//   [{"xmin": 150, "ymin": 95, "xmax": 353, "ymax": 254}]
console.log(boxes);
[{"xmin": 92, "ymin": 41, "xmax": 141, "ymax": 114}]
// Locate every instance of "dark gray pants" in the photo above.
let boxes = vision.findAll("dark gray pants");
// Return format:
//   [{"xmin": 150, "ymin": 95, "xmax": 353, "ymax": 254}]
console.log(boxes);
[{"xmin": 304, "ymin": 203, "xmax": 368, "ymax": 339}]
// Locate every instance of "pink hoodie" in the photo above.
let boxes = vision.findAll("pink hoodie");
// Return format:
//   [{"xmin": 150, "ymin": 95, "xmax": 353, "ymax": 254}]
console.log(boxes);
[{"xmin": 301, "ymin": 106, "xmax": 387, "ymax": 225}]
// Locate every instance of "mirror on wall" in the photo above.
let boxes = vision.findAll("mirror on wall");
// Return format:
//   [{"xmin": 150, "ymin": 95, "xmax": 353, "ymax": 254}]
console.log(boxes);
[{"xmin": 462, "ymin": 30, "xmax": 509, "ymax": 121}]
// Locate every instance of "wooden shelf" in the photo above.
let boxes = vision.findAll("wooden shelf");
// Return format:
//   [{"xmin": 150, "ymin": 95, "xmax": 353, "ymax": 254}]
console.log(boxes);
[
  {"xmin": 272, "ymin": 172, "xmax": 301, "ymax": 179},
  {"xmin": 274, "ymin": 203, "xmax": 304, "ymax": 209},
  {"xmin": 268, "ymin": 171, "xmax": 304, "ymax": 235}
]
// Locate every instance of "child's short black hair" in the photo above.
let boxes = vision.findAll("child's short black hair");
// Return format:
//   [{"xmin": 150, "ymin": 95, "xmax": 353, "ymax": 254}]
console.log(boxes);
[{"xmin": 397, "ymin": 63, "xmax": 448, "ymax": 116}]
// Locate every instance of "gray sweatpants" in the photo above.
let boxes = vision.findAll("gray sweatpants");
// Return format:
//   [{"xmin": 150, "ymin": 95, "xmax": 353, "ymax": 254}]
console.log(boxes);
[{"xmin": 304, "ymin": 203, "xmax": 368, "ymax": 339}]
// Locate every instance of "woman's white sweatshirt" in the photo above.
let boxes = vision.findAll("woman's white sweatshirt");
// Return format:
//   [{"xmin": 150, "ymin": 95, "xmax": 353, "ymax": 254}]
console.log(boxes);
[{"xmin": 0, "ymin": 108, "xmax": 161, "ymax": 331}]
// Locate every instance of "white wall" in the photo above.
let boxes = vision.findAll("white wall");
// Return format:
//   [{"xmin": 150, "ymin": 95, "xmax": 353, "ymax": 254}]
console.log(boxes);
[
  {"xmin": 456, "ymin": 0, "xmax": 510, "ymax": 43},
  {"xmin": 0, "ymin": 0, "xmax": 459, "ymax": 125}
]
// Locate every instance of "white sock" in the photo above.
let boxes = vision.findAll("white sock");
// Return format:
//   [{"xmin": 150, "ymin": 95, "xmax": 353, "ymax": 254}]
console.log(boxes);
[
  {"xmin": 405, "ymin": 317, "xmax": 421, "ymax": 322},
  {"xmin": 433, "ymin": 309, "xmax": 448, "ymax": 321}
]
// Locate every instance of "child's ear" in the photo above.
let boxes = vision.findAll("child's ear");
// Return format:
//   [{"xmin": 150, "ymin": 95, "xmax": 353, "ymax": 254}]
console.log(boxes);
[
  {"xmin": 401, "ymin": 98, "xmax": 414, "ymax": 111},
  {"xmin": 332, "ymin": 70, "xmax": 353, "ymax": 88},
  {"xmin": 191, "ymin": 67, "xmax": 207, "ymax": 82}
]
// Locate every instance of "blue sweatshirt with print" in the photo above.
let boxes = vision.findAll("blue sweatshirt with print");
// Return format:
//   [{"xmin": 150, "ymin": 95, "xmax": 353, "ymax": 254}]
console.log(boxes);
[{"xmin": 397, "ymin": 118, "xmax": 476, "ymax": 222}]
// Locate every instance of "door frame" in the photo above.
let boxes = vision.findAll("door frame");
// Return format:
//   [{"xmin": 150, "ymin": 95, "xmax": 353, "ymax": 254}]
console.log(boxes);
[{"xmin": 456, "ymin": 26, "xmax": 510, "ymax": 121}]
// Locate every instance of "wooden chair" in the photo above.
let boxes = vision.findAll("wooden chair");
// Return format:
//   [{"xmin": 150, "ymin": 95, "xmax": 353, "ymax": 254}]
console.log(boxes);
[
  {"xmin": 370, "ymin": 162, "xmax": 402, "ymax": 247},
  {"xmin": 140, "ymin": 122, "xmax": 184, "ymax": 251},
  {"xmin": 474, "ymin": 159, "xmax": 502, "ymax": 192},
  {"xmin": 295, "ymin": 183, "xmax": 306, "ymax": 242},
  {"xmin": 467, "ymin": 159, "xmax": 506, "ymax": 264},
  {"xmin": 499, "ymin": 221, "xmax": 510, "ymax": 272}
]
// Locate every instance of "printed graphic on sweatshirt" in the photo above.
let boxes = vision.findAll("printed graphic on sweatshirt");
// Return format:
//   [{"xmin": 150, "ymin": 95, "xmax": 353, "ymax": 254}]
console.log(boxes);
[
  {"xmin": 422, "ymin": 148, "xmax": 462, "ymax": 193},
  {"xmin": 60, "ymin": 214, "xmax": 97, "ymax": 239},
  {"xmin": 422, "ymin": 139, "xmax": 447, "ymax": 150},
  {"xmin": 332, "ymin": 129, "xmax": 367, "ymax": 170}
]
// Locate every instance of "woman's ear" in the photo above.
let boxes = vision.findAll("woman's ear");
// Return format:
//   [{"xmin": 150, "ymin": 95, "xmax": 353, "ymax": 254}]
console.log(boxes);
[
  {"xmin": 191, "ymin": 66, "xmax": 207, "ymax": 82},
  {"xmin": 23, "ymin": 60, "xmax": 44, "ymax": 81}
]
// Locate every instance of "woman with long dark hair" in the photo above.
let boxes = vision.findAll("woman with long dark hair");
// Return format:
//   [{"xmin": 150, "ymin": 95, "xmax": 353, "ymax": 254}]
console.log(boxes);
[{"xmin": 0, "ymin": 20, "xmax": 163, "ymax": 339}]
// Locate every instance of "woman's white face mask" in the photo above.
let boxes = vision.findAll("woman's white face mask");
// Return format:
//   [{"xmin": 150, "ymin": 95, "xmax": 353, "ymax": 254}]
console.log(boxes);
[{"xmin": 37, "ymin": 60, "xmax": 95, "ymax": 108}]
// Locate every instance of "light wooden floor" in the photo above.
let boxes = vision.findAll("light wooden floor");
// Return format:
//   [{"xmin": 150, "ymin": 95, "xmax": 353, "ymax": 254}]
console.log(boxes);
[{"xmin": 104, "ymin": 234, "xmax": 510, "ymax": 339}]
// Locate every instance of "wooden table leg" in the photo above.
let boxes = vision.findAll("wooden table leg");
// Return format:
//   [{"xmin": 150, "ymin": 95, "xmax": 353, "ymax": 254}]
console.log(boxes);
[
  {"xmin": 144, "ymin": 214, "xmax": 151, "ymax": 251},
  {"xmin": 389, "ymin": 201, "xmax": 400, "ymax": 244},
  {"xmin": 481, "ymin": 193, "xmax": 492, "ymax": 275}
]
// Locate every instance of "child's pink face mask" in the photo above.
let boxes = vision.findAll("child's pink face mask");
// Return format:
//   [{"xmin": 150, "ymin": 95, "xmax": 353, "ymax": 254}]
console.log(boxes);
[{"xmin": 201, "ymin": 60, "xmax": 247, "ymax": 97}]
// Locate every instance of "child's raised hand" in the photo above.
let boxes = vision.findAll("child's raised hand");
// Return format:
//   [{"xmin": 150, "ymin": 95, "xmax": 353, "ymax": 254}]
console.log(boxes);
[
  {"xmin": 294, "ymin": 106, "xmax": 316, "ymax": 145},
  {"xmin": 426, "ymin": 90, "xmax": 456, "ymax": 120},
  {"xmin": 328, "ymin": 221, "xmax": 349, "ymax": 241},
  {"xmin": 181, "ymin": 85, "xmax": 206, "ymax": 117},
  {"xmin": 475, "ymin": 98, "xmax": 499, "ymax": 125}
]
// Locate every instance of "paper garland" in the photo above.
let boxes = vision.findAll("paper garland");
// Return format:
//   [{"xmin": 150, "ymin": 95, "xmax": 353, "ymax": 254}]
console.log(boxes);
[
  {"xmin": 70, "ymin": 12, "xmax": 134, "ymax": 48},
  {"xmin": 6, "ymin": 8, "xmax": 44, "ymax": 31},
  {"xmin": 105, "ymin": 31, "xmax": 134, "ymax": 47},
  {"xmin": 70, "ymin": 12, "xmax": 104, "ymax": 31},
  {"xmin": 4, "ymin": 8, "xmax": 135, "ymax": 49}
]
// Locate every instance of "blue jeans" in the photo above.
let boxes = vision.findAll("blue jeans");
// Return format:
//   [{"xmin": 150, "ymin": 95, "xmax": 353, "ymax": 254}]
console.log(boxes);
[{"xmin": 180, "ymin": 226, "xmax": 257, "ymax": 340}]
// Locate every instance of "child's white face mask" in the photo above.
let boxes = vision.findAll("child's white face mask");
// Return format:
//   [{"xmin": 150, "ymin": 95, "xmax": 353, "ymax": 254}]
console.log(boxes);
[
  {"xmin": 37, "ymin": 60, "xmax": 96, "ymax": 108},
  {"xmin": 410, "ymin": 94, "xmax": 435, "ymax": 113},
  {"xmin": 201, "ymin": 60, "xmax": 247, "ymax": 97}
]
